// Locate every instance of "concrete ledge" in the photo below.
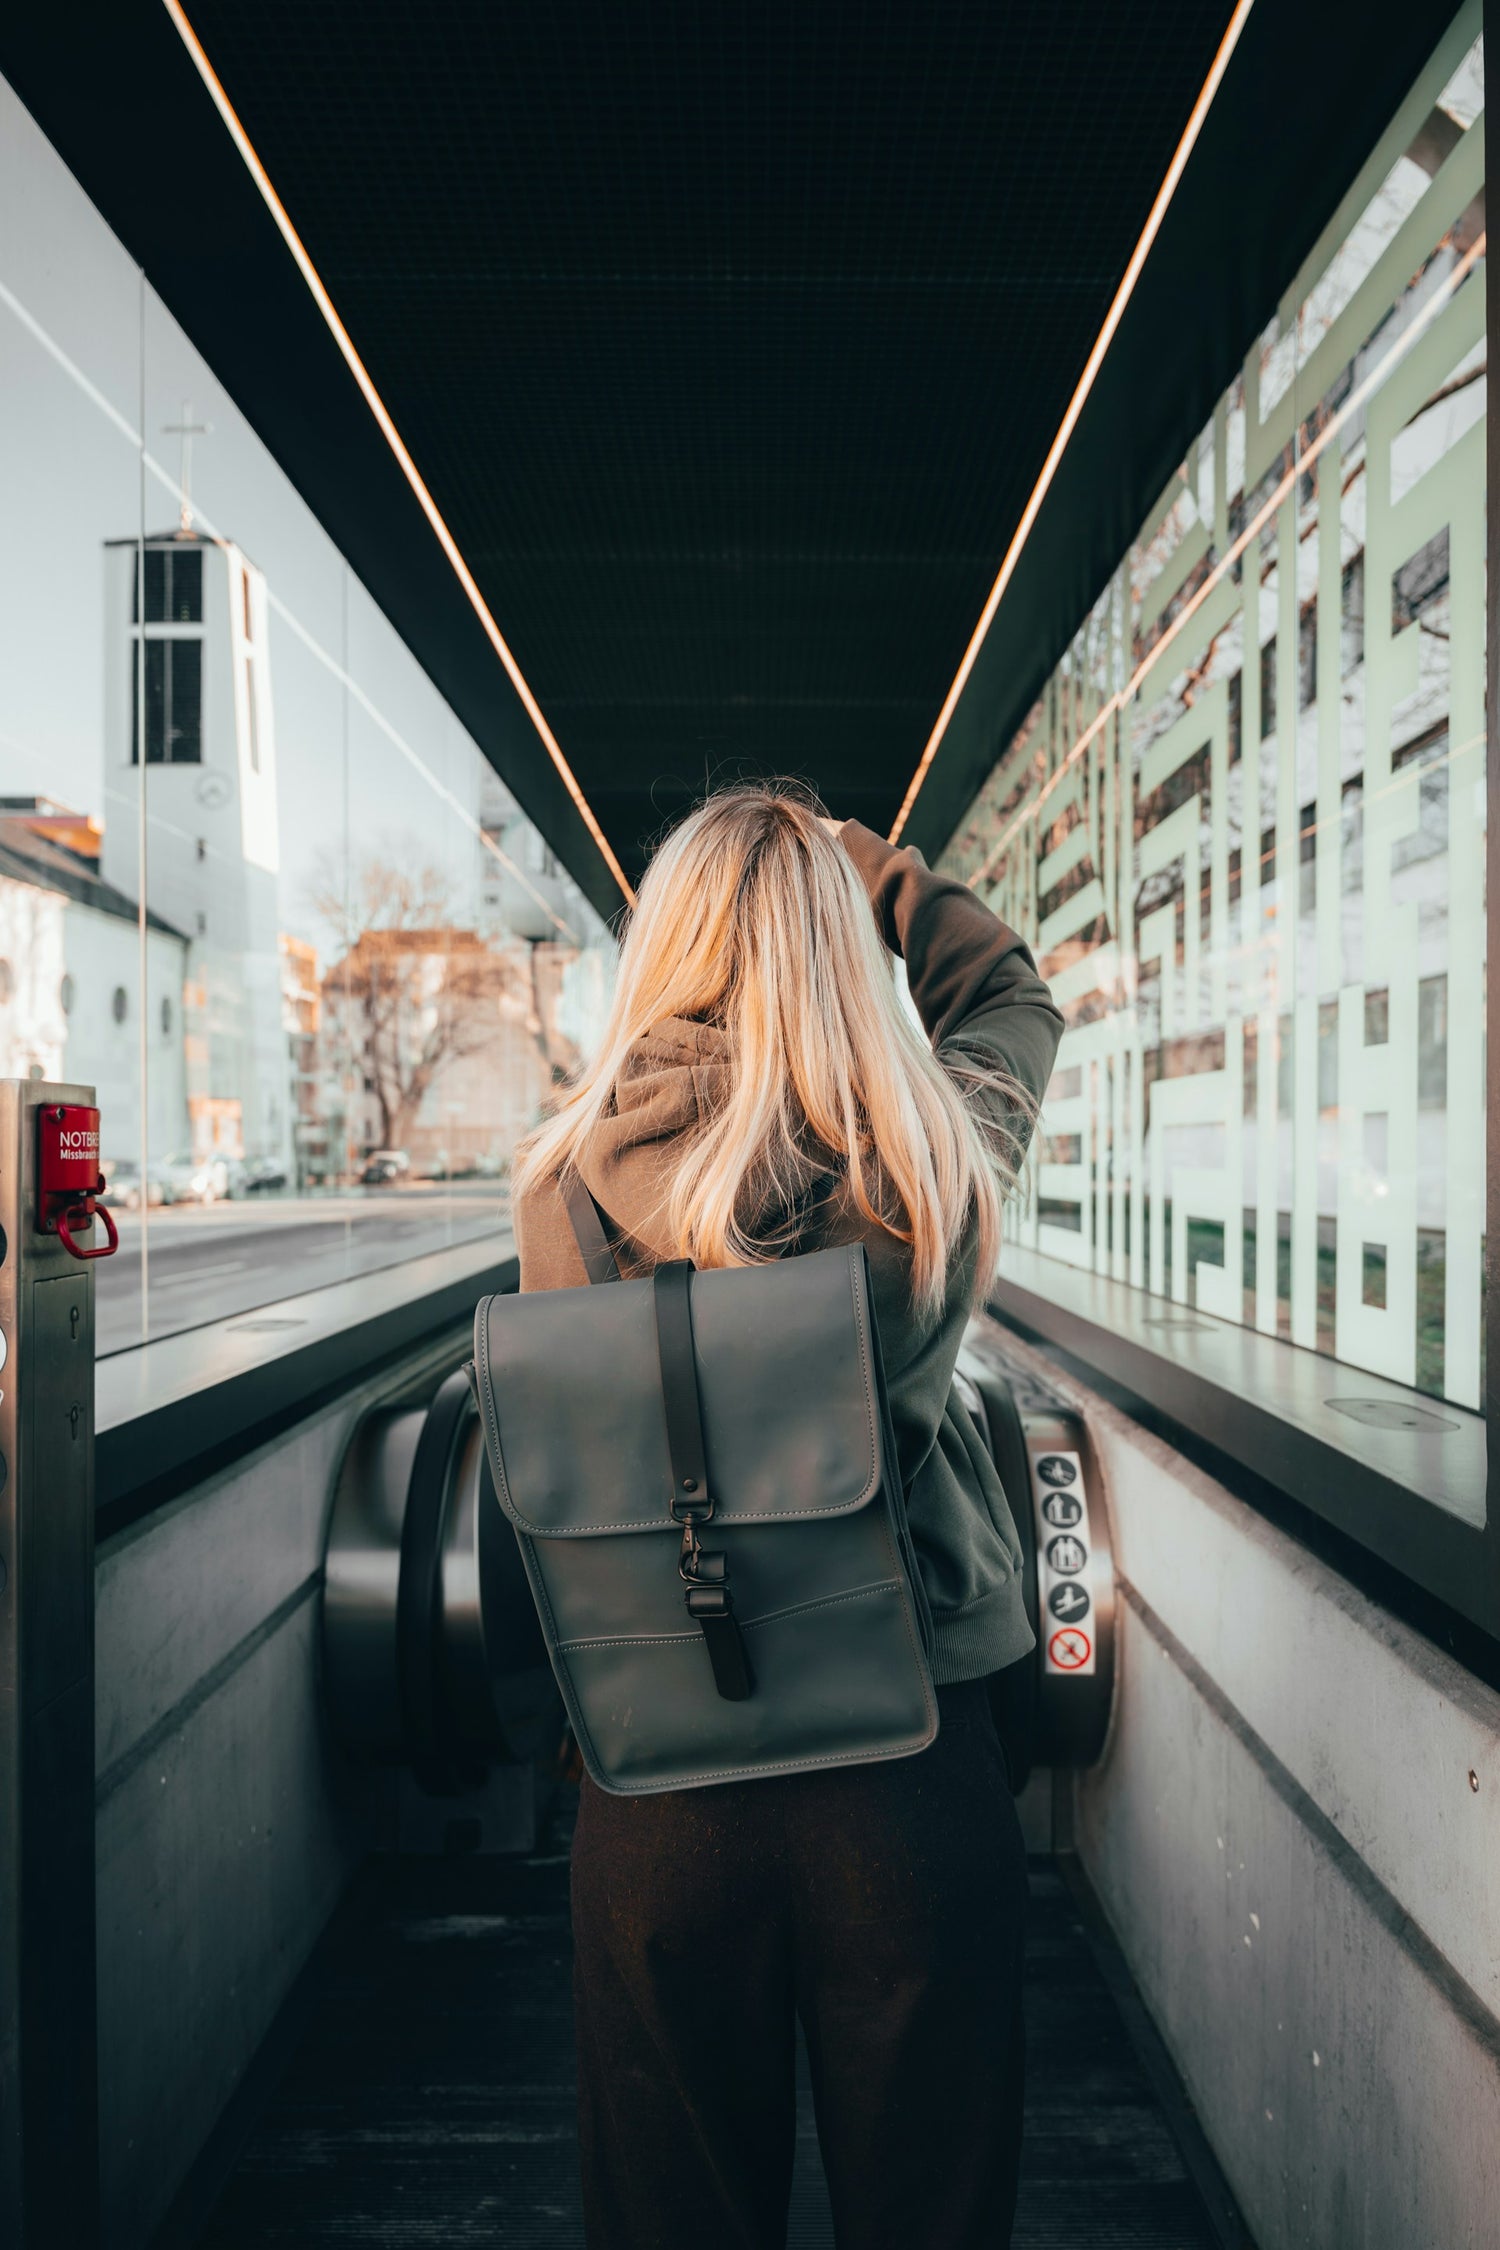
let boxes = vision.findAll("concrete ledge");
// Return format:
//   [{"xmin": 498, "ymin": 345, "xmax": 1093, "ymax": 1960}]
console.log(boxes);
[
  {"xmin": 1079, "ymin": 1601, "xmax": 1500, "ymax": 2250},
  {"xmin": 95, "ymin": 1236, "xmax": 518, "ymax": 1535},
  {"xmin": 990, "ymin": 1244, "xmax": 1492, "ymax": 1636},
  {"xmin": 1081, "ymin": 1377, "xmax": 1500, "ymax": 2022},
  {"xmin": 990, "ymin": 1322, "xmax": 1500, "ymax": 2250}
]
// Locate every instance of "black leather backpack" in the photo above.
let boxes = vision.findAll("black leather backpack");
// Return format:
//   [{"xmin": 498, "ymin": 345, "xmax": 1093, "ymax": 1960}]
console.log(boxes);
[{"xmin": 470, "ymin": 1176, "xmax": 937, "ymax": 1793}]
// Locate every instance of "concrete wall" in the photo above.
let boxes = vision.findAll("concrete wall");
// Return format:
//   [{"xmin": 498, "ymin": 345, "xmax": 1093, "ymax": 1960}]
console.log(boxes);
[
  {"xmin": 92, "ymin": 1325, "xmax": 524, "ymax": 2250},
  {"xmin": 1007, "ymin": 1332, "xmax": 1500, "ymax": 2250}
]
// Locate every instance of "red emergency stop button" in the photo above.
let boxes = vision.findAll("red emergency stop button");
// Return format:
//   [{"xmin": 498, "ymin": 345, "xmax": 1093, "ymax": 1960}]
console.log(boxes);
[{"xmin": 36, "ymin": 1104, "xmax": 118, "ymax": 1260}]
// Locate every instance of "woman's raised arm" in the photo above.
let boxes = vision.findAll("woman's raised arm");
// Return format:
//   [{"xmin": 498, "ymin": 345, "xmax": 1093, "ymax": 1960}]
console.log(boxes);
[{"xmin": 836, "ymin": 819, "xmax": 1064, "ymax": 1146}]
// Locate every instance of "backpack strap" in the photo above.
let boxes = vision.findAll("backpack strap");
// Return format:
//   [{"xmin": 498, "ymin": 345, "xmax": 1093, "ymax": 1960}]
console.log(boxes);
[
  {"xmin": 654, "ymin": 1261, "xmax": 753, "ymax": 1703},
  {"xmin": 654, "ymin": 1262, "xmax": 710, "ymax": 1516},
  {"xmin": 562, "ymin": 1172, "xmax": 752, "ymax": 1700},
  {"xmin": 562, "ymin": 1170, "xmax": 623, "ymax": 1285}
]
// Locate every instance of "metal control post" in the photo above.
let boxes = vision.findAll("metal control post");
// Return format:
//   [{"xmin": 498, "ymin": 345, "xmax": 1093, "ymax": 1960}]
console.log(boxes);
[
  {"xmin": 957, "ymin": 1320, "xmax": 1118, "ymax": 1792},
  {"xmin": 0, "ymin": 1081, "xmax": 108, "ymax": 2246}
]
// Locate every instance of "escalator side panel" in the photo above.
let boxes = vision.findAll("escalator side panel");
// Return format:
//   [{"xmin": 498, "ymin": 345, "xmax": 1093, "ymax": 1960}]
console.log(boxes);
[{"xmin": 323, "ymin": 1408, "xmax": 426, "ymax": 1761}]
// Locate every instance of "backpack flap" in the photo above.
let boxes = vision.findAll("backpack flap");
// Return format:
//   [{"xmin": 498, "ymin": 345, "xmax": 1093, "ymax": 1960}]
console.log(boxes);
[
  {"xmin": 473, "ymin": 1243, "xmax": 880, "ymax": 1538},
  {"xmin": 471, "ymin": 1240, "xmax": 936, "ymax": 1793}
]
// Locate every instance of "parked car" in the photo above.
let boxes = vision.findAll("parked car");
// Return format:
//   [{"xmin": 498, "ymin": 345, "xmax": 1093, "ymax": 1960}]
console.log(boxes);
[
  {"xmin": 360, "ymin": 1149, "xmax": 411, "ymax": 1186},
  {"xmin": 240, "ymin": 1156, "xmax": 288, "ymax": 1195},
  {"xmin": 99, "ymin": 1158, "xmax": 172, "ymax": 1210},
  {"xmin": 159, "ymin": 1151, "xmax": 237, "ymax": 1204}
]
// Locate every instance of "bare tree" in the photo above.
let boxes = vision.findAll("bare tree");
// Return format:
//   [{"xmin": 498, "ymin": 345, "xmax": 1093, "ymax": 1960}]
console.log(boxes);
[
  {"xmin": 524, "ymin": 940, "xmax": 583, "ymax": 1087},
  {"xmin": 311, "ymin": 853, "xmax": 519, "ymax": 1155}
]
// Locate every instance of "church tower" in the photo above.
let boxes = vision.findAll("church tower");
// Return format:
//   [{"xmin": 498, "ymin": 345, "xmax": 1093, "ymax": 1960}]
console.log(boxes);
[{"xmin": 99, "ymin": 526, "xmax": 288, "ymax": 1167}]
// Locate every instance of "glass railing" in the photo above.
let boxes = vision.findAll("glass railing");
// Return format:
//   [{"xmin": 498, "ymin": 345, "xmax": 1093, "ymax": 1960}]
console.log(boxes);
[{"xmin": 0, "ymin": 70, "xmax": 614, "ymax": 1354}]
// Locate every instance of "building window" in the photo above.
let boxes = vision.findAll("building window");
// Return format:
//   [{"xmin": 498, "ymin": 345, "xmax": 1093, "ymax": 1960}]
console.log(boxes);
[
  {"xmin": 134, "ymin": 545, "xmax": 202, "ymax": 625},
  {"xmin": 245, "ymin": 657, "xmax": 260, "ymax": 773},
  {"xmin": 0, "ymin": 959, "xmax": 12, "ymax": 1004},
  {"xmin": 111, "ymin": 984, "xmax": 129, "ymax": 1024},
  {"xmin": 161, "ymin": 995, "xmax": 174, "ymax": 1037},
  {"xmin": 1258, "ymin": 636, "xmax": 1276, "ymax": 737},
  {"xmin": 132, "ymin": 637, "xmax": 202, "ymax": 764},
  {"xmin": 59, "ymin": 972, "xmax": 74, "ymax": 1016},
  {"xmin": 1341, "ymin": 553, "xmax": 1365, "ymax": 676}
]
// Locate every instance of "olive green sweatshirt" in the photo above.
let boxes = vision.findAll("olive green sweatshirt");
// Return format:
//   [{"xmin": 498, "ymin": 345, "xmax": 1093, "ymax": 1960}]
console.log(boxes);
[{"xmin": 514, "ymin": 819, "xmax": 1064, "ymax": 1684}]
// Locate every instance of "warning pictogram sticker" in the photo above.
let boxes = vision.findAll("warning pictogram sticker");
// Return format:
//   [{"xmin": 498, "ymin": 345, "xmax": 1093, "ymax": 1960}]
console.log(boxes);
[
  {"xmin": 1032, "ymin": 1448, "xmax": 1097, "ymax": 1674},
  {"xmin": 1045, "ymin": 1533, "xmax": 1088, "ymax": 1576},
  {"xmin": 1047, "ymin": 1579, "xmax": 1091, "ymax": 1624}
]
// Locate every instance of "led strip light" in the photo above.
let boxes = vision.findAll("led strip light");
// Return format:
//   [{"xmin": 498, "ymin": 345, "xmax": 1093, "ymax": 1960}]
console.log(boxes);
[
  {"xmin": 888, "ymin": 0, "xmax": 1258, "ymax": 845},
  {"xmin": 971, "ymin": 227, "xmax": 1487, "ymax": 889},
  {"xmin": 163, "ymin": 0, "xmax": 636, "ymax": 907}
]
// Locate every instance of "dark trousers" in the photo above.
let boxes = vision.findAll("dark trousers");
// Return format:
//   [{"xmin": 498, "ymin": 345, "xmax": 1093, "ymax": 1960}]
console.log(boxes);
[{"xmin": 570, "ymin": 1678, "xmax": 1028, "ymax": 2250}]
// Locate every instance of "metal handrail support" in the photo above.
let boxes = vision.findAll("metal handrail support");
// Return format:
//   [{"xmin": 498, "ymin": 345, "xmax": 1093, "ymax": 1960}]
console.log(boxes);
[{"xmin": 0, "ymin": 1080, "xmax": 102, "ymax": 2246}]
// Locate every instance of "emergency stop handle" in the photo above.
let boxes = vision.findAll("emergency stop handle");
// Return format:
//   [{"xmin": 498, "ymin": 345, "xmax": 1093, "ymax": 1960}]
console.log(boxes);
[
  {"xmin": 56, "ymin": 1202, "xmax": 119, "ymax": 1261},
  {"xmin": 36, "ymin": 1101, "xmax": 120, "ymax": 1259}
]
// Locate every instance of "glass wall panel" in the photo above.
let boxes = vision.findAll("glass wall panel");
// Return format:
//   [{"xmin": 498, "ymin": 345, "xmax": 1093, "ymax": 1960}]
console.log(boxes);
[
  {"xmin": 941, "ymin": 9, "xmax": 1485, "ymax": 1423},
  {"xmin": 0, "ymin": 68, "xmax": 613, "ymax": 1355},
  {"xmin": 0, "ymin": 77, "xmax": 149, "ymax": 1347}
]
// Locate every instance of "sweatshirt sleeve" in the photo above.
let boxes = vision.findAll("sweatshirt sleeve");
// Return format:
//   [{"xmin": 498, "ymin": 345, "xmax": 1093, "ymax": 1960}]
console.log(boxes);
[{"xmin": 838, "ymin": 818, "xmax": 1064, "ymax": 1141}]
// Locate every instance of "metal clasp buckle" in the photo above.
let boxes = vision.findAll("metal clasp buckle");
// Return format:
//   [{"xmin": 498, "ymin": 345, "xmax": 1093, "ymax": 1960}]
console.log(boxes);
[
  {"xmin": 673, "ymin": 1487, "xmax": 714, "ymax": 1579},
  {"xmin": 678, "ymin": 1525, "xmax": 726, "ymax": 1587}
]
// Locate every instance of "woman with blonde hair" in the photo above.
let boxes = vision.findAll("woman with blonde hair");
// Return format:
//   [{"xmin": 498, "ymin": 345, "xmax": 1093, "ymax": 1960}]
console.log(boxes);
[{"xmin": 513, "ymin": 785, "xmax": 1063, "ymax": 2250}]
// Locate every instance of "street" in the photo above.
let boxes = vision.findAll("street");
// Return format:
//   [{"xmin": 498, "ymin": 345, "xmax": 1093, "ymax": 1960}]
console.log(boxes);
[{"xmin": 95, "ymin": 1187, "xmax": 512, "ymax": 1355}]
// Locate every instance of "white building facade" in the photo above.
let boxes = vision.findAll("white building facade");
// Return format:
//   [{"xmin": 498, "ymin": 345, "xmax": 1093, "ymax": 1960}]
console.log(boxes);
[
  {"xmin": 100, "ymin": 529, "xmax": 290, "ymax": 1169},
  {"xmin": 0, "ymin": 816, "xmax": 189, "ymax": 1162}
]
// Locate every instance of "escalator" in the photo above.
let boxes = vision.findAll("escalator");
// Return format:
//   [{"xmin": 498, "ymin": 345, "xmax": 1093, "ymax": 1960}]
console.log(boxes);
[{"xmin": 178, "ymin": 1322, "xmax": 1248, "ymax": 2249}]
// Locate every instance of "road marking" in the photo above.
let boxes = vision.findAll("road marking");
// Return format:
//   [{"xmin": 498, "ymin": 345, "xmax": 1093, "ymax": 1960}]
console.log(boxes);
[{"xmin": 154, "ymin": 1259, "xmax": 249, "ymax": 1282}]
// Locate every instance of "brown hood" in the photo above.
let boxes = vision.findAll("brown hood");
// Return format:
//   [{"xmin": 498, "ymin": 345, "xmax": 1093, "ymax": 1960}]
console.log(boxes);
[{"xmin": 572, "ymin": 1015, "xmax": 731, "ymax": 1263}]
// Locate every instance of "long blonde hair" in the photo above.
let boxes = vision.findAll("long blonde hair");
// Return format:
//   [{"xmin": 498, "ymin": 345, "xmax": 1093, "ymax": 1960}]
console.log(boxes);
[{"xmin": 514, "ymin": 786, "xmax": 1029, "ymax": 1314}]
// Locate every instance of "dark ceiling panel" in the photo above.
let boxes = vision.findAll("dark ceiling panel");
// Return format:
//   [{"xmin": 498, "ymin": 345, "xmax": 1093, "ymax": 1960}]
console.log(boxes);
[
  {"xmin": 0, "ymin": 2, "xmax": 1459, "ymax": 900},
  {"xmin": 171, "ymin": 0, "xmax": 1239, "ymax": 880}
]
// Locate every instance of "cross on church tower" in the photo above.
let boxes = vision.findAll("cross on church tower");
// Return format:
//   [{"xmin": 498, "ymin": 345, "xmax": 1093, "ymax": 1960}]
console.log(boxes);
[{"xmin": 162, "ymin": 399, "xmax": 212, "ymax": 533}]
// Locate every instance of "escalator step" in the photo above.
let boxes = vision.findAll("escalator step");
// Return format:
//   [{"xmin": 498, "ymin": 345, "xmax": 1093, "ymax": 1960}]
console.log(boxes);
[{"xmin": 194, "ymin": 1809, "xmax": 1222, "ymax": 2248}]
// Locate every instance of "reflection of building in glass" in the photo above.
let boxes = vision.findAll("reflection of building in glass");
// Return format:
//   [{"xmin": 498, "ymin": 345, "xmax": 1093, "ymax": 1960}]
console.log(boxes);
[
  {"xmin": 477, "ymin": 765, "xmax": 616, "ymax": 1059},
  {"xmin": 100, "ymin": 528, "xmax": 289, "ymax": 1171},
  {"xmin": 556, "ymin": 943, "xmax": 613, "ymax": 1059},
  {"xmin": 0, "ymin": 798, "xmax": 189, "ymax": 1162},
  {"xmin": 279, "ymin": 934, "xmax": 326, "ymax": 1187},
  {"xmin": 477, "ymin": 764, "xmax": 571, "ymax": 939},
  {"xmin": 940, "ymin": 23, "xmax": 1485, "ymax": 1408},
  {"xmin": 478, "ymin": 766, "xmax": 522, "ymax": 924},
  {"xmin": 318, "ymin": 919, "xmax": 582, "ymax": 1178}
]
